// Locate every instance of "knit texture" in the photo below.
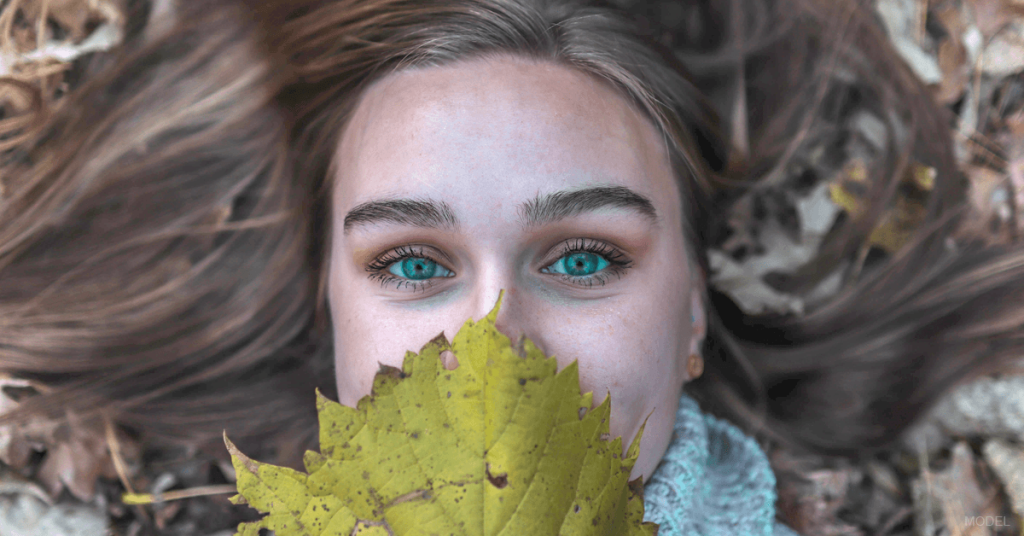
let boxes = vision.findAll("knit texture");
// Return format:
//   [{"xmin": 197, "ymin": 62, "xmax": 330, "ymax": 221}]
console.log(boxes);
[{"xmin": 643, "ymin": 392, "xmax": 802, "ymax": 536}]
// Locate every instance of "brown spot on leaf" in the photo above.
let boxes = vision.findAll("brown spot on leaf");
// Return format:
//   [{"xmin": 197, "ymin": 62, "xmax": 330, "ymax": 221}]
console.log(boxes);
[
  {"xmin": 351, "ymin": 519, "xmax": 395, "ymax": 536},
  {"xmin": 428, "ymin": 331, "xmax": 451, "ymax": 349},
  {"xmin": 378, "ymin": 364, "xmax": 405, "ymax": 379},
  {"xmin": 486, "ymin": 465, "xmax": 508, "ymax": 489},
  {"xmin": 628, "ymin": 477, "xmax": 645, "ymax": 500},
  {"xmin": 513, "ymin": 335, "xmax": 529, "ymax": 358},
  {"xmin": 223, "ymin": 434, "xmax": 259, "ymax": 476}
]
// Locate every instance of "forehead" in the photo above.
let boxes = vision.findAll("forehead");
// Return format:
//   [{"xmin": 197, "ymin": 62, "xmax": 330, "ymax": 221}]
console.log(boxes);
[{"xmin": 333, "ymin": 54, "xmax": 679, "ymax": 224}]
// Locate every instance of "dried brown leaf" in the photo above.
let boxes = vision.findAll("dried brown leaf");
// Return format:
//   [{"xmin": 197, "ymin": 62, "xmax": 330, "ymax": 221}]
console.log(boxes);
[
  {"xmin": 777, "ymin": 469, "xmax": 864, "ymax": 536},
  {"xmin": 772, "ymin": 449, "xmax": 864, "ymax": 536},
  {"xmin": 0, "ymin": 376, "xmax": 57, "ymax": 471},
  {"xmin": 933, "ymin": 6, "xmax": 971, "ymax": 104},
  {"xmin": 17, "ymin": 0, "xmax": 124, "ymax": 43},
  {"xmin": 967, "ymin": 0, "xmax": 1021, "ymax": 40},
  {"xmin": 912, "ymin": 442, "xmax": 1002, "ymax": 536},
  {"xmin": 0, "ymin": 378, "xmax": 34, "ymax": 469},
  {"xmin": 0, "ymin": 376, "xmax": 139, "ymax": 501},
  {"xmin": 958, "ymin": 165, "xmax": 1015, "ymax": 243},
  {"xmin": 1002, "ymin": 115, "xmax": 1024, "ymax": 221},
  {"xmin": 828, "ymin": 160, "xmax": 934, "ymax": 253},
  {"xmin": 981, "ymin": 439, "xmax": 1024, "ymax": 519},
  {"xmin": 936, "ymin": 39, "xmax": 970, "ymax": 104}
]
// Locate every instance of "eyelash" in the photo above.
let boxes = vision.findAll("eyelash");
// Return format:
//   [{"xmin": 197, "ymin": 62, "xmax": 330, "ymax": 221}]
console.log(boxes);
[{"xmin": 365, "ymin": 239, "xmax": 634, "ymax": 292}]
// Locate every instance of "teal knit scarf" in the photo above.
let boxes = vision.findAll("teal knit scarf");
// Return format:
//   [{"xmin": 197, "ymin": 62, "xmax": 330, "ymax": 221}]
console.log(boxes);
[{"xmin": 643, "ymin": 392, "xmax": 802, "ymax": 536}]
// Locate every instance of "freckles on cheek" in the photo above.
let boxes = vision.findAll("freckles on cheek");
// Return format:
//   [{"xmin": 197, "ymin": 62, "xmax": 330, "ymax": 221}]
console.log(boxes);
[{"xmin": 568, "ymin": 324, "xmax": 641, "ymax": 387}]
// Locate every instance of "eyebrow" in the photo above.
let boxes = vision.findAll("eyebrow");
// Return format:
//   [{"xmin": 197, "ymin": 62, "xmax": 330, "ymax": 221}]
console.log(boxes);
[{"xmin": 342, "ymin": 186, "xmax": 659, "ymax": 235}]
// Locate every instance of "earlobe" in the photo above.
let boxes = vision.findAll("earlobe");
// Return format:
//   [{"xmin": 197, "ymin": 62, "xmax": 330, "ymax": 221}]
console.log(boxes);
[
  {"xmin": 687, "ymin": 352, "xmax": 704, "ymax": 380},
  {"xmin": 687, "ymin": 289, "xmax": 707, "ymax": 376}
]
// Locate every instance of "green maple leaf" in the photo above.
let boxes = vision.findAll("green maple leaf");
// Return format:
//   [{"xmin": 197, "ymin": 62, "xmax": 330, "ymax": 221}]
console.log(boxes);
[{"xmin": 225, "ymin": 289, "xmax": 659, "ymax": 535}]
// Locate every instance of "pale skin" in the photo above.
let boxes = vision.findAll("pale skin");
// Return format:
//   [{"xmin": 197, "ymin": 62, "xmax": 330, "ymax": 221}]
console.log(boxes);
[{"xmin": 328, "ymin": 53, "xmax": 706, "ymax": 482}]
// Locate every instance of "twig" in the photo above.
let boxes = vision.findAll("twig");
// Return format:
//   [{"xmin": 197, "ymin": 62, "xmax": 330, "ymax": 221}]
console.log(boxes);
[
  {"xmin": 122, "ymin": 485, "xmax": 238, "ymax": 505},
  {"xmin": 103, "ymin": 414, "xmax": 152, "ymax": 524},
  {"xmin": 915, "ymin": 0, "xmax": 928, "ymax": 46},
  {"xmin": 0, "ymin": 0, "xmax": 23, "ymax": 58},
  {"xmin": 873, "ymin": 505, "xmax": 912, "ymax": 536},
  {"xmin": 1005, "ymin": 162, "xmax": 1020, "ymax": 242},
  {"xmin": 918, "ymin": 441, "xmax": 937, "ymax": 536},
  {"xmin": 955, "ymin": 122, "xmax": 1007, "ymax": 168},
  {"xmin": 102, "ymin": 414, "xmax": 135, "ymax": 495},
  {"xmin": 34, "ymin": 0, "xmax": 49, "ymax": 50},
  {"xmin": 971, "ymin": 40, "xmax": 985, "ymax": 134}
]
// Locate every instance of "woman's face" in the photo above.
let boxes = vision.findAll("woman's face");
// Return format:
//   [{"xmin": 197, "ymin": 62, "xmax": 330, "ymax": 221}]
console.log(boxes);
[{"xmin": 328, "ymin": 54, "xmax": 705, "ymax": 482}]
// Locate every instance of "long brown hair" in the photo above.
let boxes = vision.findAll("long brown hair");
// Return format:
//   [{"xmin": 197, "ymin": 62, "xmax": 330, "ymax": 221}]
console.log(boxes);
[{"xmin": 1, "ymin": 0, "xmax": 1022, "ymax": 469}]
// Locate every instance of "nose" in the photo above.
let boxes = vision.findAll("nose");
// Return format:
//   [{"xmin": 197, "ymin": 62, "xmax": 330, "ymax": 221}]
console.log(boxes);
[{"xmin": 479, "ymin": 287, "xmax": 529, "ymax": 349}]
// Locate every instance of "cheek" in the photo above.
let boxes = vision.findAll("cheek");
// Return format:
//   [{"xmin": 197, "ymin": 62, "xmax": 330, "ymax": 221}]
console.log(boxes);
[
  {"xmin": 328, "ymin": 269, "xmax": 425, "ymax": 406},
  {"xmin": 331, "ymin": 300, "xmax": 440, "ymax": 406},
  {"xmin": 542, "ymin": 297, "xmax": 689, "ymax": 415}
]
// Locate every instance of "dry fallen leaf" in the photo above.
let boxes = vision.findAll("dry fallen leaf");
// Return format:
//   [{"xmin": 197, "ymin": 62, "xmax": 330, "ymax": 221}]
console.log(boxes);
[
  {"xmin": 0, "ymin": 377, "xmax": 41, "ymax": 470},
  {"xmin": 17, "ymin": 0, "xmax": 124, "ymax": 43},
  {"xmin": 967, "ymin": 0, "xmax": 1024, "ymax": 40},
  {"xmin": 0, "ymin": 0, "xmax": 126, "ymax": 121},
  {"xmin": 965, "ymin": 0, "xmax": 1024, "ymax": 75},
  {"xmin": 771, "ymin": 448, "xmax": 865, "ymax": 536},
  {"xmin": 981, "ymin": 439, "xmax": 1024, "ymax": 519},
  {"xmin": 0, "ymin": 375, "xmax": 139, "ymax": 501},
  {"xmin": 35, "ymin": 414, "xmax": 117, "ymax": 501},
  {"xmin": 911, "ymin": 441, "xmax": 1001, "ymax": 536},
  {"xmin": 877, "ymin": 0, "xmax": 943, "ymax": 83},
  {"xmin": 959, "ymin": 164, "xmax": 1017, "ymax": 244},
  {"xmin": 828, "ymin": 160, "xmax": 935, "ymax": 254},
  {"xmin": 933, "ymin": 6, "xmax": 972, "ymax": 104},
  {"xmin": 777, "ymin": 470, "xmax": 863, "ymax": 535}
]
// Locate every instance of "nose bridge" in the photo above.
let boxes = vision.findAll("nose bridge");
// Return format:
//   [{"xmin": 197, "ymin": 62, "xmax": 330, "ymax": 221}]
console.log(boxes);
[
  {"xmin": 481, "ymin": 285, "xmax": 516, "ymax": 338},
  {"xmin": 461, "ymin": 245, "xmax": 534, "ymax": 350},
  {"xmin": 476, "ymin": 283, "xmax": 525, "ymax": 346}
]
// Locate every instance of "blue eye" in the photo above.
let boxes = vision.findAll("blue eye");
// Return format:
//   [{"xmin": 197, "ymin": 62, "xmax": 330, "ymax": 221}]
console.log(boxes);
[
  {"xmin": 545, "ymin": 251, "xmax": 610, "ymax": 277},
  {"xmin": 366, "ymin": 245, "xmax": 453, "ymax": 292},
  {"xmin": 366, "ymin": 239, "xmax": 632, "ymax": 292},
  {"xmin": 389, "ymin": 257, "xmax": 442, "ymax": 280},
  {"xmin": 540, "ymin": 239, "xmax": 631, "ymax": 288}
]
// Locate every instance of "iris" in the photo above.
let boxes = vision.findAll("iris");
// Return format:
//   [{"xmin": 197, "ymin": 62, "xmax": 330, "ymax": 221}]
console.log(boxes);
[
  {"xmin": 393, "ymin": 257, "xmax": 437, "ymax": 280},
  {"xmin": 560, "ymin": 252, "xmax": 608, "ymax": 276}
]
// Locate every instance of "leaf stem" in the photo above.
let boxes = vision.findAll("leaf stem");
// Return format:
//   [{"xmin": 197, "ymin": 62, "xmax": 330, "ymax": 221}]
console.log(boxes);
[{"xmin": 122, "ymin": 484, "xmax": 238, "ymax": 505}]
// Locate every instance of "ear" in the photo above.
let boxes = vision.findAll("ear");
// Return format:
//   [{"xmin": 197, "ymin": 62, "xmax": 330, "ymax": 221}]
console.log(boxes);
[{"xmin": 688, "ymin": 284, "xmax": 706, "ymax": 357}]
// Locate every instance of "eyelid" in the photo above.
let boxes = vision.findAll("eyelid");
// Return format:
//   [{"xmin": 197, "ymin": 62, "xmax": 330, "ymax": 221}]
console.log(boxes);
[
  {"xmin": 544, "ymin": 238, "xmax": 632, "ymax": 266},
  {"xmin": 366, "ymin": 244, "xmax": 453, "ymax": 271}
]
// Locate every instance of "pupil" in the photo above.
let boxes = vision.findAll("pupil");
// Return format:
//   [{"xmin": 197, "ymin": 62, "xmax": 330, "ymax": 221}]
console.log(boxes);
[{"xmin": 565, "ymin": 252, "xmax": 597, "ymax": 276}]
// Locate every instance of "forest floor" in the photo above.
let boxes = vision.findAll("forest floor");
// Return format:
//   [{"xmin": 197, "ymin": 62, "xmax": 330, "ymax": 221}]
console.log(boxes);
[{"xmin": 0, "ymin": 0, "xmax": 1023, "ymax": 535}]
